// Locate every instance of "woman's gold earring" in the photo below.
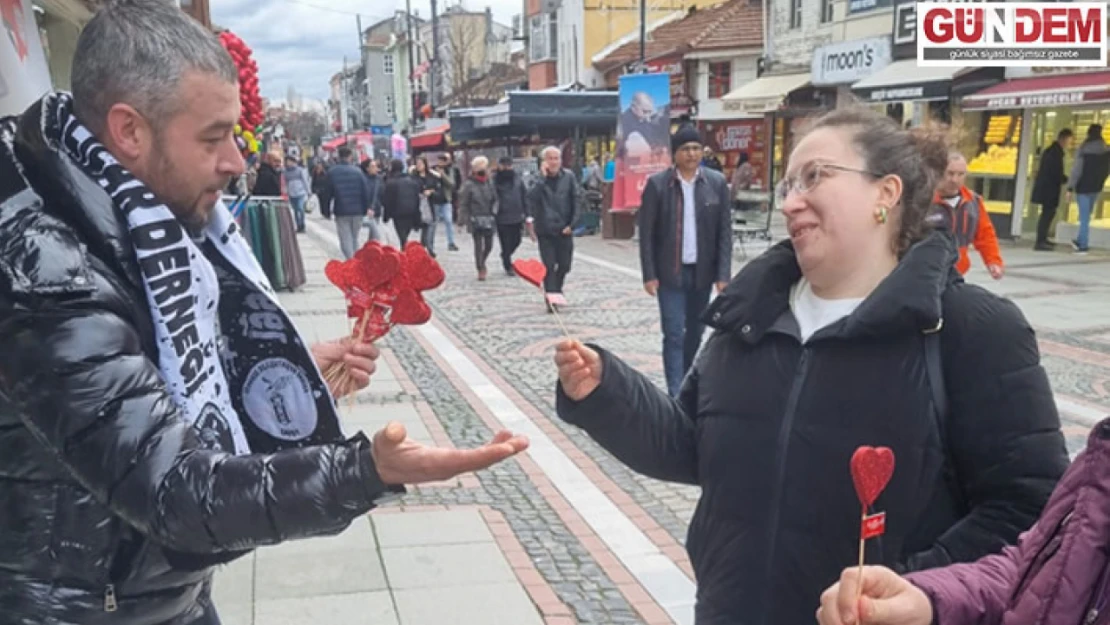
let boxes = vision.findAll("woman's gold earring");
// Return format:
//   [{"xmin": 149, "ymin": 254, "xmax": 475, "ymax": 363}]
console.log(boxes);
[{"xmin": 874, "ymin": 206, "xmax": 889, "ymax": 224}]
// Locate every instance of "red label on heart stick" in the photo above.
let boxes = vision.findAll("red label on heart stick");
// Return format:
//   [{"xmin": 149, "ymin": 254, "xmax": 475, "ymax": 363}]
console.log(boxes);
[
  {"xmin": 850, "ymin": 446, "xmax": 895, "ymax": 508},
  {"xmin": 861, "ymin": 512, "xmax": 887, "ymax": 539}
]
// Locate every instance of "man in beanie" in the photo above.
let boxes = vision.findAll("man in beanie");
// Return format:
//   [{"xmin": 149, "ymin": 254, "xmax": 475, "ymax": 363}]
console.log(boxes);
[{"xmin": 638, "ymin": 123, "xmax": 733, "ymax": 397}]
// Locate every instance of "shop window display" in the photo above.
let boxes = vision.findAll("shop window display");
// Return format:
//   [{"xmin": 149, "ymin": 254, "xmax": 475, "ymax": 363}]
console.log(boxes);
[
  {"xmin": 1021, "ymin": 107, "xmax": 1110, "ymax": 239},
  {"xmin": 962, "ymin": 110, "xmax": 1022, "ymax": 237}
]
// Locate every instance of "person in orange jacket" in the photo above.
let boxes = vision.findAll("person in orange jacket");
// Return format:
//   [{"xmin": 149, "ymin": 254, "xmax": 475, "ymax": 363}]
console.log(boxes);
[{"xmin": 929, "ymin": 152, "xmax": 1005, "ymax": 279}]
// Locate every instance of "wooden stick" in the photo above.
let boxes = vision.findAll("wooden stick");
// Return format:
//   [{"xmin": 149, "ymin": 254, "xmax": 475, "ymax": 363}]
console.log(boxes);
[
  {"xmin": 856, "ymin": 505, "xmax": 866, "ymax": 606},
  {"xmin": 544, "ymin": 291, "xmax": 573, "ymax": 340}
]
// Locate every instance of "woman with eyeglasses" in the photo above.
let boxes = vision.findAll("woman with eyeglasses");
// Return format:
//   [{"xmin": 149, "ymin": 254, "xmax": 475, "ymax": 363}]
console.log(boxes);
[{"xmin": 551, "ymin": 107, "xmax": 1068, "ymax": 625}]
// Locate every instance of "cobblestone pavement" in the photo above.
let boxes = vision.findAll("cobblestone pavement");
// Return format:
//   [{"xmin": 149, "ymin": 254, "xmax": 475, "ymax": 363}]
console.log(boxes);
[{"xmin": 294, "ymin": 213, "xmax": 1110, "ymax": 624}]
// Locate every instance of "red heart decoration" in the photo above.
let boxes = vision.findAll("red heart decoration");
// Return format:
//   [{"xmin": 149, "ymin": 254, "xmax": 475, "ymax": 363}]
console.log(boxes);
[
  {"xmin": 351, "ymin": 243, "xmax": 400, "ymax": 293},
  {"xmin": 390, "ymin": 289, "xmax": 432, "ymax": 325},
  {"xmin": 512, "ymin": 258, "xmax": 546, "ymax": 288},
  {"xmin": 850, "ymin": 446, "xmax": 895, "ymax": 508},
  {"xmin": 401, "ymin": 241, "xmax": 445, "ymax": 291},
  {"xmin": 324, "ymin": 259, "xmax": 352, "ymax": 290}
]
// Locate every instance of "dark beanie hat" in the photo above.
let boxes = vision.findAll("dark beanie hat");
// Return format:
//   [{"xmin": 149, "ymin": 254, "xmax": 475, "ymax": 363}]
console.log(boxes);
[{"xmin": 671, "ymin": 123, "xmax": 702, "ymax": 153}]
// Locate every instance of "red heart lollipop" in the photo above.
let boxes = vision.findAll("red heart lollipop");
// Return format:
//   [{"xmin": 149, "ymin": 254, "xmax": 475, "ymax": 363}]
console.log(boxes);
[
  {"xmin": 390, "ymin": 289, "xmax": 432, "ymax": 325},
  {"xmin": 850, "ymin": 446, "xmax": 895, "ymax": 508},
  {"xmin": 512, "ymin": 258, "xmax": 546, "ymax": 288},
  {"xmin": 351, "ymin": 243, "xmax": 400, "ymax": 293},
  {"xmin": 324, "ymin": 259, "xmax": 352, "ymax": 289},
  {"xmin": 401, "ymin": 241, "xmax": 445, "ymax": 291}
]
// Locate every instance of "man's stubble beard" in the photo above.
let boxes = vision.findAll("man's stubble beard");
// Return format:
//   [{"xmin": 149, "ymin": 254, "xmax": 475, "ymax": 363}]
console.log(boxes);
[{"xmin": 146, "ymin": 141, "xmax": 218, "ymax": 235}]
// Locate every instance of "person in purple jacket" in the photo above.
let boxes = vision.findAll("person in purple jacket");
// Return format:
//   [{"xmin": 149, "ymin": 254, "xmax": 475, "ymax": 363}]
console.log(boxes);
[{"xmin": 817, "ymin": 418, "xmax": 1110, "ymax": 625}]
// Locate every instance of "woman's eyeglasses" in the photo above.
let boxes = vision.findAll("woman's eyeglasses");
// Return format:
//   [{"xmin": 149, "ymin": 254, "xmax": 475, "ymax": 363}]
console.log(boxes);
[{"xmin": 775, "ymin": 161, "xmax": 881, "ymax": 205}]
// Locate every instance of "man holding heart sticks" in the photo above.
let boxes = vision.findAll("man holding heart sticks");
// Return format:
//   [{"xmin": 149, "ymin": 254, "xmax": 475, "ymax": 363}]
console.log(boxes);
[
  {"xmin": 0, "ymin": 2, "xmax": 528, "ymax": 623},
  {"xmin": 553, "ymin": 108, "xmax": 1068, "ymax": 624}
]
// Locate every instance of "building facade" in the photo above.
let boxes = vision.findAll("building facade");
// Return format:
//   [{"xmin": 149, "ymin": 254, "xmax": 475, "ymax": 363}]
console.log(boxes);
[{"xmin": 419, "ymin": 6, "xmax": 514, "ymax": 105}]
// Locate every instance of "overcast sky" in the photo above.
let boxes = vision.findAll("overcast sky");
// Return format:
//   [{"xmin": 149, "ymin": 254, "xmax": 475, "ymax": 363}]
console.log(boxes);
[{"xmin": 211, "ymin": 0, "xmax": 523, "ymax": 104}]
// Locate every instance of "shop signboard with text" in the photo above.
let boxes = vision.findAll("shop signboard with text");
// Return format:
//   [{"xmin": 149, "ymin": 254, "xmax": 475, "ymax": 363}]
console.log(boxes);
[
  {"xmin": 811, "ymin": 37, "xmax": 892, "ymax": 86},
  {"xmin": 848, "ymin": 0, "xmax": 893, "ymax": 16},
  {"xmin": 917, "ymin": 2, "xmax": 1107, "ymax": 67},
  {"xmin": 701, "ymin": 119, "xmax": 767, "ymax": 190},
  {"xmin": 892, "ymin": 1, "xmax": 918, "ymax": 59},
  {"xmin": 613, "ymin": 73, "xmax": 672, "ymax": 211},
  {"xmin": 0, "ymin": 0, "xmax": 51, "ymax": 116}
]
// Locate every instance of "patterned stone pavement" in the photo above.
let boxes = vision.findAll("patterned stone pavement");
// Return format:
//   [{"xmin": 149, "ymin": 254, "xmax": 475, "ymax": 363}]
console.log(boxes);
[{"xmin": 290, "ymin": 212, "xmax": 1109, "ymax": 624}]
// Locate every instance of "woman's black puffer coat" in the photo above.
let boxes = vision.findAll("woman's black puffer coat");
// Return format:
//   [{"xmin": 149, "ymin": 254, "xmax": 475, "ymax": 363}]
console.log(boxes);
[
  {"xmin": 557, "ymin": 232, "xmax": 1069, "ymax": 625},
  {"xmin": 0, "ymin": 102, "xmax": 397, "ymax": 624}
]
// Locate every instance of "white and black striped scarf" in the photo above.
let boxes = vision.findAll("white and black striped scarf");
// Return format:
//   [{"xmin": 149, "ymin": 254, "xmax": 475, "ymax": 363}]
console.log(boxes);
[{"xmin": 1, "ymin": 93, "xmax": 343, "ymax": 455}]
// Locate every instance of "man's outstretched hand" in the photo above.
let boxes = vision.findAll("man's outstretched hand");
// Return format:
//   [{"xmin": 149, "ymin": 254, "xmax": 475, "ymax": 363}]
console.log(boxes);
[{"xmin": 372, "ymin": 422, "xmax": 529, "ymax": 484}]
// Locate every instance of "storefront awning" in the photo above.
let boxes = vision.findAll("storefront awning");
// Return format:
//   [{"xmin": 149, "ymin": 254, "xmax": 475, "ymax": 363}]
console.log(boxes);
[
  {"xmin": 851, "ymin": 62, "xmax": 968, "ymax": 103},
  {"xmin": 721, "ymin": 73, "xmax": 811, "ymax": 115},
  {"xmin": 962, "ymin": 70, "xmax": 1110, "ymax": 112},
  {"xmin": 410, "ymin": 125, "xmax": 450, "ymax": 150}
]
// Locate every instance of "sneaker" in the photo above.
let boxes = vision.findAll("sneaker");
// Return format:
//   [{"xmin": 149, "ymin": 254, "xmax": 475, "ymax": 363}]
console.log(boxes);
[
  {"xmin": 1074, "ymin": 248, "xmax": 1089, "ymax": 256},
  {"xmin": 449, "ymin": 244, "xmax": 459, "ymax": 252},
  {"xmin": 478, "ymin": 269, "xmax": 487, "ymax": 281},
  {"xmin": 1033, "ymin": 242, "xmax": 1054, "ymax": 251},
  {"xmin": 505, "ymin": 267, "xmax": 515, "ymax": 277},
  {"xmin": 550, "ymin": 293, "xmax": 568, "ymax": 306}
]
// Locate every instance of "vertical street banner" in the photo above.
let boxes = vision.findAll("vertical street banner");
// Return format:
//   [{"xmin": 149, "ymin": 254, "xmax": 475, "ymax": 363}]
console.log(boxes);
[
  {"xmin": 613, "ymin": 73, "xmax": 672, "ymax": 211},
  {"xmin": 0, "ymin": 0, "xmax": 51, "ymax": 117}
]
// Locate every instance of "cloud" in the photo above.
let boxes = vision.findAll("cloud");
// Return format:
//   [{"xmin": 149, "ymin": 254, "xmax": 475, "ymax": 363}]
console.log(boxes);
[{"xmin": 211, "ymin": 0, "xmax": 524, "ymax": 102}]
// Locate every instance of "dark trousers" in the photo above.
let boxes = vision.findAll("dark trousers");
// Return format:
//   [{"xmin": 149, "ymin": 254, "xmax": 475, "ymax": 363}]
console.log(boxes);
[
  {"xmin": 393, "ymin": 218, "xmax": 418, "ymax": 245},
  {"xmin": 538, "ymin": 234, "xmax": 573, "ymax": 293},
  {"xmin": 658, "ymin": 265, "xmax": 712, "ymax": 398},
  {"xmin": 473, "ymin": 229, "xmax": 494, "ymax": 270},
  {"xmin": 498, "ymin": 223, "xmax": 523, "ymax": 270},
  {"xmin": 1036, "ymin": 198, "xmax": 1059, "ymax": 245}
]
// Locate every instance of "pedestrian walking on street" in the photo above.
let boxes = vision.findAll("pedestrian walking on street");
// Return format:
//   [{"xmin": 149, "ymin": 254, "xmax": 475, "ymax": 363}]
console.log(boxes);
[
  {"xmin": 324, "ymin": 146, "xmax": 375, "ymax": 259},
  {"xmin": 494, "ymin": 156, "xmax": 528, "ymax": 275},
  {"xmin": 1066, "ymin": 124, "xmax": 1109, "ymax": 255},
  {"xmin": 458, "ymin": 156, "xmax": 499, "ymax": 280},
  {"xmin": 527, "ymin": 146, "xmax": 580, "ymax": 311},
  {"xmin": 428, "ymin": 153, "xmax": 460, "ymax": 253},
  {"xmin": 1030, "ymin": 128, "xmax": 1073, "ymax": 250},
  {"xmin": 411, "ymin": 157, "xmax": 437, "ymax": 255},
  {"xmin": 359, "ymin": 158, "xmax": 384, "ymax": 242},
  {"xmin": 638, "ymin": 123, "xmax": 733, "ymax": 398},
  {"xmin": 311, "ymin": 162, "xmax": 330, "ymax": 218},
  {"xmin": 930, "ymin": 153, "xmax": 1005, "ymax": 279},
  {"xmin": 553, "ymin": 107, "xmax": 1067, "ymax": 625},
  {"xmin": 0, "ymin": 2, "xmax": 530, "ymax": 624},
  {"xmin": 382, "ymin": 159, "xmax": 423, "ymax": 244},
  {"xmin": 283, "ymin": 155, "xmax": 311, "ymax": 233},
  {"xmin": 252, "ymin": 152, "xmax": 282, "ymax": 196}
]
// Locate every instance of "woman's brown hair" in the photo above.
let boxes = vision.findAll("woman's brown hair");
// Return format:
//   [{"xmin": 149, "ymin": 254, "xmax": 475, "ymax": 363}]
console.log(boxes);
[{"xmin": 799, "ymin": 107, "xmax": 952, "ymax": 256}]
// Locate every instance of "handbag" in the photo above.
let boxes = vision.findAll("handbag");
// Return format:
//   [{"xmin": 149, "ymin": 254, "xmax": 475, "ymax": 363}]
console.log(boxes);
[
  {"xmin": 305, "ymin": 194, "xmax": 318, "ymax": 214},
  {"xmin": 419, "ymin": 195, "xmax": 434, "ymax": 225},
  {"xmin": 471, "ymin": 214, "xmax": 495, "ymax": 231}
]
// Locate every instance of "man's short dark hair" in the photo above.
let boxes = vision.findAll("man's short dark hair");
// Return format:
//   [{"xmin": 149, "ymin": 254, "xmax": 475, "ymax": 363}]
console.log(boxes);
[
  {"xmin": 338, "ymin": 147, "xmax": 352, "ymax": 161},
  {"xmin": 1058, "ymin": 129, "xmax": 1075, "ymax": 140},
  {"xmin": 390, "ymin": 159, "xmax": 404, "ymax": 175},
  {"xmin": 498, "ymin": 156, "xmax": 513, "ymax": 166}
]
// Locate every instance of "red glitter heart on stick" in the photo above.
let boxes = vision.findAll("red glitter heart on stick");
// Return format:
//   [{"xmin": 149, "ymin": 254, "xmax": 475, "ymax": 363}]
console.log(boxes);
[
  {"xmin": 850, "ymin": 446, "xmax": 895, "ymax": 508},
  {"xmin": 512, "ymin": 258, "xmax": 546, "ymax": 288}
]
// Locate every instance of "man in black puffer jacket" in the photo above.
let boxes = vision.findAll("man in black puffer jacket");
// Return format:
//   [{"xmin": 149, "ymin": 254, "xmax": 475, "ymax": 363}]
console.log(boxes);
[{"xmin": 0, "ymin": 3, "xmax": 527, "ymax": 624}]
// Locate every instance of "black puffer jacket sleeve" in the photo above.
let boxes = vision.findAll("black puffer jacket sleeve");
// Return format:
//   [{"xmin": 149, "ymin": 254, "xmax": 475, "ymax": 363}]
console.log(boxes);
[
  {"xmin": 902, "ymin": 284, "xmax": 1069, "ymax": 571},
  {"xmin": 556, "ymin": 344, "xmax": 699, "ymax": 485},
  {"xmin": 0, "ymin": 266, "xmax": 394, "ymax": 554}
]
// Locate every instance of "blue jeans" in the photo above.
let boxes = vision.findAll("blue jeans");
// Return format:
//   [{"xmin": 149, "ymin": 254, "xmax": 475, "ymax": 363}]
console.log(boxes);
[
  {"xmin": 1076, "ymin": 193, "xmax": 1097, "ymax": 250},
  {"xmin": 658, "ymin": 265, "xmax": 712, "ymax": 398},
  {"xmin": 288, "ymin": 195, "xmax": 306, "ymax": 231},
  {"xmin": 424, "ymin": 203, "xmax": 455, "ymax": 254}
]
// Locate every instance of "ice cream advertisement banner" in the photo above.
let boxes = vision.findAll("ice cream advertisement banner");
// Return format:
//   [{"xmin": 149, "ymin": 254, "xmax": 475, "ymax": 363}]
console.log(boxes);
[
  {"xmin": 612, "ymin": 73, "xmax": 672, "ymax": 211},
  {"xmin": 0, "ymin": 0, "xmax": 51, "ymax": 117}
]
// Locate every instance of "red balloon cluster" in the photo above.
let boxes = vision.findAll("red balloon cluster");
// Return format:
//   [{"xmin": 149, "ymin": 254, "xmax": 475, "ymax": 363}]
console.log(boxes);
[{"xmin": 218, "ymin": 30, "xmax": 264, "ymax": 131}]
